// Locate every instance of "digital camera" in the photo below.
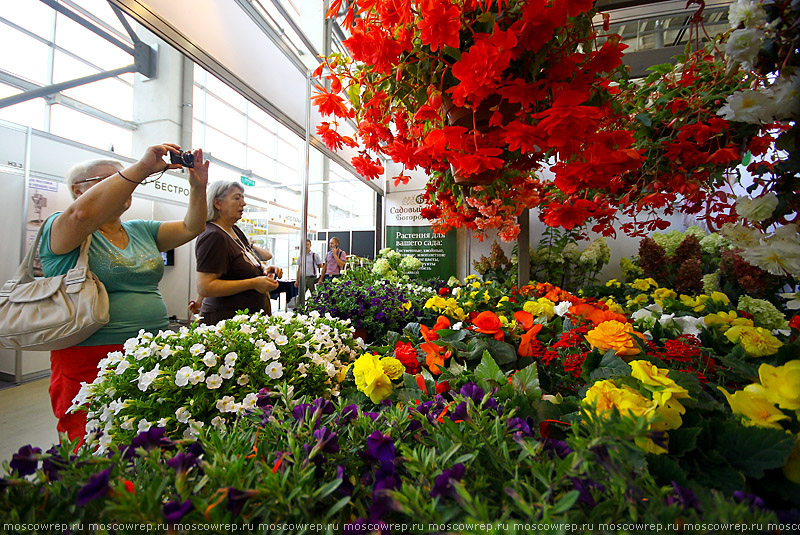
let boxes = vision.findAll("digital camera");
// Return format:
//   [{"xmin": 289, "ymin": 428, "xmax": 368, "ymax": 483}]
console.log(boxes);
[{"xmin": 170, "ymin": 150, "xmax": 195, "ymax": 168}]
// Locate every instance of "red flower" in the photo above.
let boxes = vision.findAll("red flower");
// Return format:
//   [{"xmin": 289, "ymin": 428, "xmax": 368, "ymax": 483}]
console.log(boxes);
[
  {"xmin": 513, "ymin": 310, "xmax": 534, "ymax": 331},
  {"xmin": 123, "ymin": 479, "xmax": 135, "ymax": 494},
  {"xmin": 542, "ymin": 199, "xmax": 597, "ymax": 230},
  {"xmin": 417, "ymin": 0, "xmax": 461, "ymax": 52},
  {"xmin": 311, "ymin": 86, "xmax": 352, "ymax": 119},
  {"xmin": 395, "ymin": 341, "xmax": 421, "ymax": 375},
  {"xmin": 518, "ymin": 324, "xmax": 544, "ymax": 357},
  {"xmin": 438, "ymin": 287, "xmax": 450, "ymax": 296},
  {"xmin": 472, "ymin": 311, "xmax": 505, "ymax": 341},
  {"xmin": 435, "ymin": 381, "xmax": 451, "ymax": 394},
  {"xmin": 789, "ymin": 315, "xmax": 800, "ymax": 331},
  {"xmin": 351, "ymin": 153, "xmax": 384, "ymax": 181}
]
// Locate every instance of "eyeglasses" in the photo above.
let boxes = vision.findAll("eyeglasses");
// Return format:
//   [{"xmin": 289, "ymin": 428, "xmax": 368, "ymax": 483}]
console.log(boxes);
[{"xmin": 73, "ymin": 176, "xmax": 107, "ymax": 185}]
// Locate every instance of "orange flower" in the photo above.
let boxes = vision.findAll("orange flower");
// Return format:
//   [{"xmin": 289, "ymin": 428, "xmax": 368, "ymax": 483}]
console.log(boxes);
[
  {"xmin": 569, "ymin": 303, "xmax": 627, "ymax": 325},
  {"xmin": 518, "ymin": 324, "xmax": 544, "ymax": 357},
  {"xmin": 585, "ymin": 320, "xmax": 645, "ymax": 357},
  {"xmin": 514, "ymin": 310, "xmax": 534, "ymax": 331},
  {"xmin": 433, "ymin": 315, "xmax": 451, "ymax": 331},
  {"xmin": 473, "ymin": 310, "xmax": 505, "ymax": 341},
  {"xmin": 422, "ymin": 342, "xmax": 451, "ymax": 374},
  {"xmin": 420, "ymin": 324, "xmax": 439, "ymax": 342}
]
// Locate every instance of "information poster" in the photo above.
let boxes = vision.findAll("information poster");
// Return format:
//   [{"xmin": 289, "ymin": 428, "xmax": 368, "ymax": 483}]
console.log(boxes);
[{"xmin": 385, "ymin": 191, "xmax": 456, "ymax": 280}]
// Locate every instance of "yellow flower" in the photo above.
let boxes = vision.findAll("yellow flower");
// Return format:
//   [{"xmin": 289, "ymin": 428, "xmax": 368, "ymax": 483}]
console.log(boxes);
[
  {"xmin": 584, "ymin": 380, "xmax": 654, "ymax": 419},
  {"xmin": 353, "ymin": 354, "xmax": 393, "ymax": 403},
  {"xmin": 629, "ymin": 360, "xmax": 690, "ymax": 406},
  {"xmin": 523, "ymin": 299, "xmax": 554, "ymax": 320},
  {"xmin": 631, "ymin": 278, "xmax": 657, "ymax": 291},
  {"xmin": 470, "ymin": 291, "xmax": 478, "ymax": 299},
  {"xmin": 465, "ymin": 274, "xmax": 478, "ymax": 281},
  {"xmin": 401, "ymin": 301, "xmax": 412, "ymax": 311},
  {"xmin": 380, "ymin": 357, "xmax": 405, "ymax": 380},
  {"xmin": 484, "ymin": 280, "xmax": 493, "ymax": 285},
  {"xmin": 497, "ymin": 296, "xmax": 510, "ymax": 306},
  {"xmin": 471, "ymin": 281, "xmax": 481, "ymax": 289},
  {"xmin": 652, "ymin": 288, "xmax": 677, "ymax": 304},
  {"xmin": 585, "ymin": 320, "xmax": 645, "ymax": 357},
  {"xmin": 704, "ymin": 311, "xmax": 753, "ymax": 330},
  {"xmin": 605, "ymin": 279, "xmax": 621, "ymax": 287},
  {"xmin": 483, "ymin": 291, "xmax": 490, "ymax": 303},
  {"xmin": 651, "ymin": 398, "xmax": 686, "ymax": 431},
  {"xmin": 606, "ymin": 301, "xmax": 625, "ymax": 314},
  {"xmin": 336, "ymin": 363, "xmax": 352, "ymax": 383},
  {"xmin": 718, "ymin": 385, "xmax": 790, "ymax": 429},
  {"xmin": 498, "ymin": 315, "xmax": 509, "ymax": 326},
  {"xmin": 784, "ymin": 434, "xmax": 800, "ymax": 484},
  {"xmin": 709, "ymin": 291, "xmax": 730, "ymax": 305},
  {"xmin": 758, "ymin": 361, "xmax": 800, "ymax": 411},
  {"xmin": 679, "ymin": 294, "xmax": 709, "ymax": 312},
  {"xmin": 725, "ymin": 325, "xmax": 782, "ymax": 357}
]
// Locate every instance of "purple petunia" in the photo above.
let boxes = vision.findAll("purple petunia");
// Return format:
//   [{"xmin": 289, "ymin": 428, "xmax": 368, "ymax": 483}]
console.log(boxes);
[
  {"xmin": 666, "ymin": 481, "xmax": 701, "ymax": 512},
  {"xmin": 541, "ymin": 438, "xmax": 573, "ymax": 459},
  {"xmin": 292, "ymin": 403, "xmax": 314, "ymax": 424},
  {"xmin": 366, "ymin": 431, "xmax": 395, "ymax": 463},
  {"xmin": 227, "ymin": 487, "xmax": 257, "ymax": 517},
  {"xmin": 123, "ymin": 427, "xmax": 172, "ymax": 459},
  {"xmin": 507, "ymin": 417, "xmax": 535, "ymax": 437},
  {"xmin": 313, "ymin": 427, "xmax": 340, "ymax": 454},
  {"xmin": 76, "ymin": 467, "xmax": 113, "ymax": 506},
  {"xmin": 162, "ymin": 499, "xmax": 193, "ymax": 522},
  {"xmin": 733, "ymin": 490, "xmax": 766, "ymax": 510},
  {"xmin": 569, "ymin": 477, "xmax": 605, "ymax": 507},
  {"xmin": 10, "ymin": 445, "xmax": 42, "ymax": 476},
  {"xmin": 166, "ymin": 452, "xmax": 198, "ymax": 474},
  {"xmin": 313, "ymin": 397, "xmax": 335, "ymax": 415},
  {"xmin": 336, "ymin": 464, "xmax": 354, "ymax": 496},
  {"xmin": 339, "ymin": 404, "xmax": 359, "ymax": 425},
  {"xmin": 431, "ymin": 463, "xmax": 466, "ymax": 499},
  {"xmin": 41, "ymin": 446, "xmax": 70, "ymax": 481}
]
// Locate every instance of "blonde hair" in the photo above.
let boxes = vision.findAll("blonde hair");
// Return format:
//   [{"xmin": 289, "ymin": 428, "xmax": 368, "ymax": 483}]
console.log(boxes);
[
  {"xmin": 206, "ymin": 181, "xmax": 245, "ymax": 222},
  {"xmin": 65, "ymin": 159, "xmax": 124, "ymax": 199}
]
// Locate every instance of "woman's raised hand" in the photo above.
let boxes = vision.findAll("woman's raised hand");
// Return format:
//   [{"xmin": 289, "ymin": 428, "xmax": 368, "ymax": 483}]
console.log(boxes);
[
  {"xmin": 188, "ymin": 148, "xmax": 210, "ymax": 190},
  {"xmin": 139, "ymin": 143, "xmax": 184, "ymax": 176}
]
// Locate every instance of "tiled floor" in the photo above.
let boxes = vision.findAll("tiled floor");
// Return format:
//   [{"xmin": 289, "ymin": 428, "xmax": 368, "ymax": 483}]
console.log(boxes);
[{"xmin": 0, "ymin": 378, "xmax": 59, "ymax": 462}]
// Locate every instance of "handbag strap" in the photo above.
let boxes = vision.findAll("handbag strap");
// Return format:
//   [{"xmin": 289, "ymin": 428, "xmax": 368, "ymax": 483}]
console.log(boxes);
[{"xmin": 14, "ymin": 222, "xmax": 93, "ymax": 285}]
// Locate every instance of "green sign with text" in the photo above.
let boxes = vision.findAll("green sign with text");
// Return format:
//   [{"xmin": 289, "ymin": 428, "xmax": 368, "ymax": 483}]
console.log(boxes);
[
  {"xmin": 386, "ymin": 225, "xmax": 456, "ymax": 280},
  {"xmin": 240, "ymin": 176, "xmax": 255, "ymax": 187}
]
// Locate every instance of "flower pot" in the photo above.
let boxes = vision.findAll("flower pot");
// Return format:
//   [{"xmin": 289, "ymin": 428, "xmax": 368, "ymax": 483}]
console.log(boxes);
[{"xmin": 442, "ymin": 94, "xmax": 517, "ymax": 186}]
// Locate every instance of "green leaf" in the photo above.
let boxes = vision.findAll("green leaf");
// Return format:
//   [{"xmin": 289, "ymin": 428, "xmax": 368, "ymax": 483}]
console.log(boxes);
[
  {"xmin": 312, "ymin": 478, "xmax": 342, "ymax": 499},
  {"xmin": 324, "ymin": 496, "xmax": 351, "ymax": 520},
  {"xmin": 474, "ymin": 351, "xmax": 506, "ymax": 386},
  {"xmin": 635, "ymin": 112, "xmax": 652, "ymax": 127},
  {"xmin": 437, "ymin": 329, "xmax": 468, "ymax": 342},
  {"xmin": 579, "ymin": 348, "xmax": 603, "ymax": 382},
  {"xmin": 447, "ymin": 358, "xmax": 467, "ymax": 376},
  {"xmin": 467, "ymin": 338, "xmax": 490, "ymax": 360},
  {"xmin": 588, "ymin": 350, "xmax": 631, "ymax": 381},
  {"xmin": 485, "ymin": 339, "xmax": 517, "ymax": 365},
  {"xmin": 403, "ymin": 322, "xmax": 421, "ymax": 341},
  {"xmin": 716, "ymin": 421, "xmax": 795, "ymax": 479},
  {"xmin": 550, "ymin": 490, "xmax": 580, "ymax": 515},
  {"xmin": 512, "ymin": 363, "xmax": 542, "ymax": 400},
  {"xmin": 645, "ymin": 62, "xmax": 675, "ymax": 75},
  {"xmin": 668, "ymin": 427, "xmax": 702, "ymax": 456},
  {"xmin": 646, "ymin": 453, "xmax": 688, "ymax": 486}
]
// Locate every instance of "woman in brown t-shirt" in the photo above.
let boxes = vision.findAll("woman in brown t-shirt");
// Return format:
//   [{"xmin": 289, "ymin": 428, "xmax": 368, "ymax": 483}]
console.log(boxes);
[{"xmin": 194, "ymin": 181, "xmax": 280, "ymax": 324}]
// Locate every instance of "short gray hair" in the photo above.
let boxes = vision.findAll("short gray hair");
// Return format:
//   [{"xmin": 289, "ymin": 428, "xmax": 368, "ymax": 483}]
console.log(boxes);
[
  {"xmin": 206, "ymin": 180, "xmax": 245, "ymax": 222},
  {"xmin": 65, "ymin": 159, "xmax": 124, "ymax": 199}
]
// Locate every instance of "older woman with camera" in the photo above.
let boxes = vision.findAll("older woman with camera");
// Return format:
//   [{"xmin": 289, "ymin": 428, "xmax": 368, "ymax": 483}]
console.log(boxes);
[
  {"xmin": 193, "ymin": 181, "xmax": 281, "ymax": 324},
  {"xmin": 39, "ymin": 143, "xmax": 209, "ymax": 445}
]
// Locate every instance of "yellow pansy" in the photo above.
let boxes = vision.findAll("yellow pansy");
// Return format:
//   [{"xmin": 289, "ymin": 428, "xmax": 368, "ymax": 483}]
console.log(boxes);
[
  {"xmin": 499, "ymin": 315, "xmax": 509, "ymax": 326},
  {"xmin": 709, "ymin": 291, "xmax": 730, "ymax": 305},
  {"xmin": 584, "ymin": 380, "xmax": 654, "ymax": 420},
  {"xmin": 353, "ymin": 354, "xmax": 393, "ymax": 403},
  {"xmin": 679, "ymin": 294, "xmax": 709, "ymax": 312},
  {"xmin": 497, "ymin": 296, "xmax": 510, "ymax": 306},
  {"xmin": 470, "ymin": 291, "xmax": 478, "ymax": 299},
  {"xmin": 758, "ymin": 361, "xmax": 800, "ymax": 411},
  {"xmin": 718, "ymin": 385, "xmax": 790, "ymax": 429},
  {"xmin": 379, "ymin": 357, "xmax": 405, "ymax": 380},
  {"xmin": 465, "ymin": 274, "xmax": 478, "ymax": 281},
  {"xmin": 483, "ymin": 291, "xmax": 490, "ymax": 303}
]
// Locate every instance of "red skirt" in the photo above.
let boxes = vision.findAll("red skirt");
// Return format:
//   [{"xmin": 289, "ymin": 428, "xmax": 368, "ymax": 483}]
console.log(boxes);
[{"xmin": 49, "ymin": 344, "xmax": 123, "ymax": 447}]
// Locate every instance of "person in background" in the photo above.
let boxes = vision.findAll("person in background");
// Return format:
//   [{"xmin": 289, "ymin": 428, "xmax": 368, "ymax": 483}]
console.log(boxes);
[
  {"xmin": 322, "ymin": 237, "xmax": 347, "ymax": 281},
  {"xmin": 194, "ymin": 181, "xmax": 282, "ymax": 323},
  {"xmin": 295, "ymin": 239, "xmax": 323, "ymax": 293},
  {"xmin": 39, "ymin": 144, "xmax": 209, "ymax": 445}
]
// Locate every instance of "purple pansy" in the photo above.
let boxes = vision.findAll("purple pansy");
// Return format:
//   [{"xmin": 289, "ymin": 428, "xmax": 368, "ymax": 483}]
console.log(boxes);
[{"xmin": 733, "ymin": 490, "xmax": 766, "ymax": 510}]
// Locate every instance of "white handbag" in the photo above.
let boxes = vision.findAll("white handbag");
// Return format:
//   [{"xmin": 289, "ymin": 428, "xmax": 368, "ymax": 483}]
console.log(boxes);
[{"xmin": 0, "ymin": 225, "xmax": 109, "ymax": 351}]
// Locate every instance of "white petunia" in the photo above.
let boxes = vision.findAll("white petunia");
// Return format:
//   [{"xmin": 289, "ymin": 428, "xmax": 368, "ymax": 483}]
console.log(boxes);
[
  {"xmin": 202, "ymin": 352, "xmax": 218, "ymax": 367},
  {"xmin": 120, "ymin": 417, "xmax": 135, "ymax": 431},
  {"xmin": 189, "ymin": 370, "xmax": 206, "ymax": 385},
  {"xmin": 237, "ymin": 374, "xmax": 250, "ymax": 386},
  {"xmin": 205, "ymin": 374, "xmax": 223, "ymax": 390},
  {"xmin": 240, "ymin": 324, "xmax": 255, "ymax": 335},
  {"xmin": 274, "ymin": 334, "xmax": 289, "ymax": 346},
  {"xmin": 160, "ymin": 345, "xmax": 173, "ymax": 359},
  {"xmin": 184, "ymin": 420, "xmax": 204, "ymax": 438},
  {"xmin": 265, "ymin": 361, "xmax": 284, "ymax": 379},
  {"xmin": 133, "ymin": 347, "xmax": 150, "ymax": 360},
  {"xmin": 189, "ymin": 343, "xmax": 206, "ymax": 356},
  {"xmin": 735, "ymin": 192, "xmax": 779, "ymax": 222},
  {"xmin": 123, "ymin": 338, "xmax": 139, "ymax": 353},
  {"xmin": 211, "ymin": 416, "xmax": 225, "ymax": 429},
  {"xmin": 242, "ymin": 393, "xmax": 258, "ymax": 410},
  {"xmin": 136, "ymin": 364, "xmax": 160, "ymax": 392},
  {"xmin": 157, "ymin": 417, "xmax": 169, "ymax": 428},
  {"xmin": 780, "ymin": 292, "xmax": 800, "ymax": 310},
  {"xmin": 224, "ymin": 352, "xmax": 238, "ymax": 367},
  {"xmin": 260, "ymin": 343, "xmax": 280, "ymax": 361},
  {"xmin": 219, "ymin": 365, "xmax": 234, "ymax": 379},
  {"xmin": 115, "ymin": 359, "xmax": 131, "ymax": 375},
  {"xmin": 175, "ymin": 407, "xmax": 191, "ymax": 423},
  {"xmin": 216, "ymin": 395, "xmax": 236, "ymax": 413},
  {"xmin": 98, "ymin": 433, "xmax": 113, "ymax": 450},
  {"xmin": 175, "ymin": 366, "xmax": 193, "ymax": 387}
]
